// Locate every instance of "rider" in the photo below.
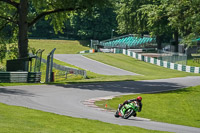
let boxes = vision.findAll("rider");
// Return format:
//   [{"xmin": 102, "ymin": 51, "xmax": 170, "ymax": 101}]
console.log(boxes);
[{"xmin": 116, "ymin": 96, "xmax": 142, "ymax": 117}]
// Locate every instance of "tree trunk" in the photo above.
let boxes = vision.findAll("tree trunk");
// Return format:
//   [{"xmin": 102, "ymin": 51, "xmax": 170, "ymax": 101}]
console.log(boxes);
[
  {"xmin": 156, "ymin": 35, "xmax": 162, "ymax": 50},
  {"xmin": 18, "ymin": 0, "xmax": 28, "ymax": 58},
  {"xmin": 174, "ymin": 30, "xmax": 179, "ymax": 52}
]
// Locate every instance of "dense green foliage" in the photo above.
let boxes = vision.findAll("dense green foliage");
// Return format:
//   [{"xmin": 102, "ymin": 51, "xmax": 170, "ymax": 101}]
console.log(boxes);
[
  {"xmin": 115, "ymin": 0, "xmax": 151, "ymax": 34},
  {"xmin": 115, "ymin": 0, "xmax": 200, "ymax": 48},
  {"xmin": 29, "ymin": 7, "xmax": 118, "ymax": 40}
]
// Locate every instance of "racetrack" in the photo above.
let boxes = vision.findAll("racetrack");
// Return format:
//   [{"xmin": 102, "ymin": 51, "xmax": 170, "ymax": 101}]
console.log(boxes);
[
  {"xmin": 54, "ymin": 54, "xmax": 139, "ymax": 75},
  {"xmin": 1, "ymin": 76, "xmax": 200, "ymax": 133}
]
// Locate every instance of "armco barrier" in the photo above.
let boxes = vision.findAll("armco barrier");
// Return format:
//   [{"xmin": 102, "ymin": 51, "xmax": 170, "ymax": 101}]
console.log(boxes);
[
  {"xmin": 41, "ymin": 58, "xmax": 86, "ymax": 78},
  {"xmin": 79, "ymin": 49, "xmax": 95, "ymax": 54},
  {"xmin": 0, "ymin": 72, "xmax": 41, "ymax": 83},
  {"xmin": 121, "ymin": 49, "xmax": 200, "ymax": 74}
]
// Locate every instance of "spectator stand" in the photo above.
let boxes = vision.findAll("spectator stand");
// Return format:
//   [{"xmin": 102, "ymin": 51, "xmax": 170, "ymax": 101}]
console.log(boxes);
[{"xmin": 99, "ymin": 34, "xmax": 156, "ymax": 50}]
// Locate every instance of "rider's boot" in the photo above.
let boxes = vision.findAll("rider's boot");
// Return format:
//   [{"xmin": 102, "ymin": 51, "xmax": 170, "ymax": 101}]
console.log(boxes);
[
  {"xmin": 133, "ymin": 112, "xmax": 137, "ymax": 117},
  {"xmin": 118, "ymin": 104, "xmax": 123, "ymax": 111},
  {"xmin": 115, "ymin": 104, "xmax": 123, "ymax": 117}
]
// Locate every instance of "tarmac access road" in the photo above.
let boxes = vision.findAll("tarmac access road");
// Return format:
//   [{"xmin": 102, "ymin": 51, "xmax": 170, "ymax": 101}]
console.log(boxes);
[
  {"xmin": 54, "ymin": 54, "xmax": 139, "ymax": 75},
  {"xmin": 1, "ymin": 76, "xmax": 200, "ymax": 133}
]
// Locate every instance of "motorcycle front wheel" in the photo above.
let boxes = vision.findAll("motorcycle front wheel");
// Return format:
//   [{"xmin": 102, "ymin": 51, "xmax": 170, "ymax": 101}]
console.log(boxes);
[{"xmin": 123, "ymin": 109, "xmax": 134, "ymax": 119}]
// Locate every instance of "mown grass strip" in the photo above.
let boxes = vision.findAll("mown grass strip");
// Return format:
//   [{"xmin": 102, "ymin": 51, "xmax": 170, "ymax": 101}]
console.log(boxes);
[{"xmin": 29, "ymin": 39, "xmax": 90, "ymax": 55}]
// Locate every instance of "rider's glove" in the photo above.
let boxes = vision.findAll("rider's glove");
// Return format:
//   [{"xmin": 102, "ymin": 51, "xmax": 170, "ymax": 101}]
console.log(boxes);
[{"xmin": 123, "ymin": 100, "xmax": 128, "ymax": 105}]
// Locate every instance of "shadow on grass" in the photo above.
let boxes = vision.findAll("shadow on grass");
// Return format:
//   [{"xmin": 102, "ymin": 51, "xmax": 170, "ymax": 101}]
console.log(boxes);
[{"xmin": 78, "ymin": 40, "xmax": 90, "ymax": 47}]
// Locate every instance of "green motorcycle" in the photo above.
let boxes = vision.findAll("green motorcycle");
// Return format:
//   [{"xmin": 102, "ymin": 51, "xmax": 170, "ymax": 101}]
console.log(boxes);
[{"xmin": 115, "ymin": 101, "xmax": 139, "ymax": 119}]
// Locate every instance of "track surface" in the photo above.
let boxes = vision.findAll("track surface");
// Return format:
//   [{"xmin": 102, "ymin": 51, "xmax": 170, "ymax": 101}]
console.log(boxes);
[
  {"xmin": 1, "ymin": 54, "xmax": 200, "ymax": 132},
  {"xmin": 1, "ymin": 77, "xmax": 200, "ymax": 133},
  {"xmin": 54, "ymin": 54, "xmax": 139, "ymax": 75}
]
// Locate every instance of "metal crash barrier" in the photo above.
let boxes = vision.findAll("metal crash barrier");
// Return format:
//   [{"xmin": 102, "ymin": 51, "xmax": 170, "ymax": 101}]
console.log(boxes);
[{"xmin": 0, "ymin": 49, "xmax": 44, "ymax": 83}]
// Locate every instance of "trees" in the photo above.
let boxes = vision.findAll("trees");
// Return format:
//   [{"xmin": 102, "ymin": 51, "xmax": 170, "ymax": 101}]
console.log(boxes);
[
  {"xmin": 138, "ymin": 1, "xmax": 173, "ymax": 50},
  {"xmin": 0, "ymin": 0, "xmax": 109, "ymax": 58},
  {"xmin": 67, "ymin": 7, "xmax": 117, "ymax": 40},
  {"xmin": 115, "ymin": 0, "xmax": 152, "ymax": 34},
  {"xmin": 165, "ymin": 0, "xmax": 200, "ymax": 45},
  {"xmin": 29, "ymin": 6, "xmax": 118, "ymax": 40},
  {"xmin": 115, "ymin": 0, "xmax": 172, "ymax": 50},
  {"xmin": 1, "ymin": 0, "xmax": 199, "ymax": 57},
  {"xmin": 115, "ymin": 0, "xmax": 200, "ymax": 50}
]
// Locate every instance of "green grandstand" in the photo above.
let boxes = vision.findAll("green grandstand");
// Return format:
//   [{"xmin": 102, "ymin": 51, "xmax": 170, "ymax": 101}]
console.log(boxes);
[{"xmin": 100, "ymin": 34, "xmax": 156, "ymax": 49}]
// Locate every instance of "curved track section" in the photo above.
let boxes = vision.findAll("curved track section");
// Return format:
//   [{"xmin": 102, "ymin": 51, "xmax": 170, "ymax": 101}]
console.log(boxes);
[
  {"xmin": 54, "ymin": 54, "xmax": 139, "ymax": 75},
  {"xmin": 1, "ymin": 77, "xmax": 200, "ymax": 133}
]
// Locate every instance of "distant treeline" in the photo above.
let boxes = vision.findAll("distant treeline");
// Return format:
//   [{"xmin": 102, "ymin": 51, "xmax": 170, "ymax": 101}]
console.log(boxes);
[{"xmin": 29, "ymin": 7, "xmax": 118, "ymax": 41}]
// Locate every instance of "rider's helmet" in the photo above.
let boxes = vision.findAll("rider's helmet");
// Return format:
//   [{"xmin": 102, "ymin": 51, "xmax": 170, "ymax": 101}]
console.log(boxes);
[{"xmin": 136, "ymin": 96, "xmax": 142, "ymax": 102}]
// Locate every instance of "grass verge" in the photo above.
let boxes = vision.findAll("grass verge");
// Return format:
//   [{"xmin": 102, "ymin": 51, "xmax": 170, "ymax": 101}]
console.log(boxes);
[
  {"xmin": 84, "ymin": 53, "xmax": 200, "ymax": 80},
  {"xmin": 187, "ymin": 56, "xmax": 200, "ymax": 67},
  {"xmin": 0, "ymin": 103, "xmax": 167, "ymax": 133},
  {"xmin": 29, "ymin": 39, "xmax": 90, "ymax": 55},
  {"xmin": 96, "ymin": 85, "xmax": 200, "ymax": 128}
]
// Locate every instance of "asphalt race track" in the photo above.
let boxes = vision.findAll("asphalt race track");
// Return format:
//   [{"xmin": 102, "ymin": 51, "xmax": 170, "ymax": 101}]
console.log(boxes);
[
  {"xmin": 54, "ymin": 54, "xmax": 139, "ymax": 75},
  {"xmin": 1, "ymin": 54, "xmax": 200, "ymax": 132},
  {"xmin": 1, "ymin": 77, "xmax": 200, "ymax": 133}
]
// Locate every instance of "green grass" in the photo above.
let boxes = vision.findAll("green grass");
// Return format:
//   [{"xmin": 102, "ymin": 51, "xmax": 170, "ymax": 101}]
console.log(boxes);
[
  {"xmin": 84, "ymin": 53, "xmax": 200, "ymax": 80},
  {"xmin": 0, "ymin": 103, "xmax": 167, "ymax": 133},
  {"xmin": 29, "ymin": 39, "xmax": 90, "ymax": 55},
  {"xmin": 187, "ymin": 56, "xmax": 200, "ymax": 67},
  {"xmin": 96, "ymin": 85, "xmax": 200, "ymax": 128},
  {"xmin": 0, "ymin": 83, "xmax": 42, "ymax": 86}
]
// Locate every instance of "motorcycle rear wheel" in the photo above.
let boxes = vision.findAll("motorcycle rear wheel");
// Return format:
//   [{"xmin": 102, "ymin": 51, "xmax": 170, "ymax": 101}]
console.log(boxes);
[{"xmin": 114, "ymin": 111, "xmax": 120, "ymax": 117}]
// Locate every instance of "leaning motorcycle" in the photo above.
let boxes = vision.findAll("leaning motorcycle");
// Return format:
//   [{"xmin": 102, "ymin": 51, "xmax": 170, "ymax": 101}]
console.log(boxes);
[{"xmin": 114, "ymin": 101, "xmax": 139, "ymax": 119}]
